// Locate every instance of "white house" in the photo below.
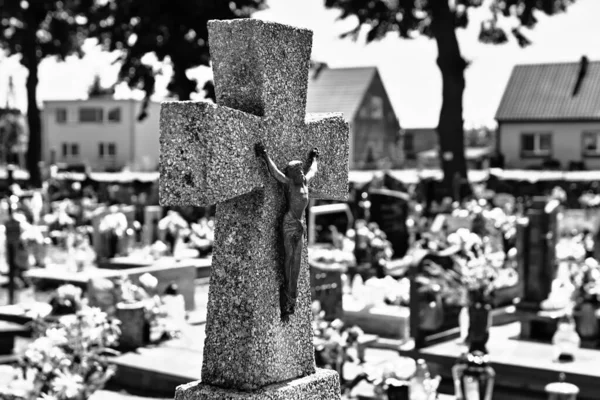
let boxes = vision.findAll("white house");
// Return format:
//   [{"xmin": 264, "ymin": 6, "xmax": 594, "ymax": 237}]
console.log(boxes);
[
  {"xmin": 42, "ymin": 97, "xmax": 161, "ymax": 171},
  {"xmin": 42, "ymin": 66, "xmax": 403, "ymax": 172},
  {"xmin": 496, "ymin": 57, "xmax": 600, "ymax": 170}
]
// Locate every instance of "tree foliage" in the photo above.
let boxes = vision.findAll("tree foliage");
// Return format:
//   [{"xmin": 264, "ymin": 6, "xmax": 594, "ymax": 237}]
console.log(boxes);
[
  {"xmin": 0, "ymin": 0, "xmax": 94, "ymax": 186},
  {"xmin": 324, "ymin": 0, "xmax": 576, "ymax": 198},
  {"xmin": 88, "ymin": 0, "xmax": 267, "ymax": 113},
  {"xmin": 326, "ymin": 0, "xmax": 575, "ymax": 44}
]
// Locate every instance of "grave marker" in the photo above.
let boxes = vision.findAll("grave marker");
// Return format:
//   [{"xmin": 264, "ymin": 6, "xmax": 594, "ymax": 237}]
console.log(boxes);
[
  {"xmin": 160, "ymin": 19, "xmax": 348, "ymax": 399},
  {"xmin": 143, "ymin": 205, "xmax": 163, "ymax": 245},
  {"xmin": 368, "ymin": 188, "xmax": 409, "ymax": 258}
]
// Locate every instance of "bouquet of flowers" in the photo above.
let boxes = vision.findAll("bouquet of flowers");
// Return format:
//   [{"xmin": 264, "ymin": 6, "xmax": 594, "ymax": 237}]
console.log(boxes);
[{"xmin": 1, "ymin": 306, "xmax": 121, "ymax": 400}]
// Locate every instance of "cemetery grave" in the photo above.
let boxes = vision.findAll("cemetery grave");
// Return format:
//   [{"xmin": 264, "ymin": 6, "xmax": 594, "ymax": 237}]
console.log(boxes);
[{"xmin": 159, "ymin": 17, "xmax": 352, "ymax": 399}]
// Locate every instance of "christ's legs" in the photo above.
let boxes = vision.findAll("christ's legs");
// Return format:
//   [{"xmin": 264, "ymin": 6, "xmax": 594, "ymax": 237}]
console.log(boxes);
[{"xmin": 281, "ymin": 214, "xmax": 305, "ymax": 321}]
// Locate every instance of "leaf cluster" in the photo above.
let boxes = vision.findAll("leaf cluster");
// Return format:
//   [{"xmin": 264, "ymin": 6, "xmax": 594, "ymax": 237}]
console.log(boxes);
[
  {"xmin": 325, "ymin": 0, "xmax": 576, "ymax": 46},
  {"xmin": 0, "ymin": 0, "xmax": 94, "ymax": 66},
  {"xmin": 87, "ymin": 0, "xmax": 266, "ymax": 101}
]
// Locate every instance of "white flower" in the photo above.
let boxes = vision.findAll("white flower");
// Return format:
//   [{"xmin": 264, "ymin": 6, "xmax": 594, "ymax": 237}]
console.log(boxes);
[
  {"xmin": 39, "ymin": 393, "xmax": 59, "ymax": 400},
  {"xmin": 51, "ymin": 370, "xmax": 83, "ymax": 399},
  {"xmin": 139, "ymin": 273, "xmax": 158, "ymax": 291},
  {"xmin": 45, "ymin": 328, "xmax": 68, "ymax": 346},
  {"xmin": 24, "ymin": 348, "xmax": 44, "ymax": 365}
]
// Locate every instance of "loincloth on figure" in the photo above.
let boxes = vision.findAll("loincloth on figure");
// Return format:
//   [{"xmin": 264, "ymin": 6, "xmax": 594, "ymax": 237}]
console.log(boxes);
[{"xmin": 282, "ymin": 211, "xmax": 306, "ymax": 242}]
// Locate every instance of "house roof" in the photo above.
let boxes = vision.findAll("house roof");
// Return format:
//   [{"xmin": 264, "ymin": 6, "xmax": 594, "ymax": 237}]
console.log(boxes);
[
  {"xmin": 306, "ymin": 66, "xmax": 377, "ymax": 121},
  {"xmin": 496, "ymin": 59, "xmax": 600, "ymax": 122}
]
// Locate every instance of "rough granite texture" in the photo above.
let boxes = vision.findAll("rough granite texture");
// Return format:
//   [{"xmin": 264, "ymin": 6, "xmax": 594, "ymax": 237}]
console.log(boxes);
[
  {"xmin": 158, "ymin": 19, "xmax": 349, "ymax": 392},
  {"xmin": 174, "ymin": 369, "xmax": 341, "ymax": 400}
]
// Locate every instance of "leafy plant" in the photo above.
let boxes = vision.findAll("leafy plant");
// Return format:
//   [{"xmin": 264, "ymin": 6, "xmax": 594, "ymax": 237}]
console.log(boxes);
[{"xmin": 2, "ymin": 305, "xmax": 121, "ymax": 400}]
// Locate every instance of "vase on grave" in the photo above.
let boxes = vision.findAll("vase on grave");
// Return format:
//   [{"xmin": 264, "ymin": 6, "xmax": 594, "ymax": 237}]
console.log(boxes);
[
  {"xmin": 115, "ymin": 301, "xmax": 148, "ymax": 351},
  {"xmin": 575, "ymin": 302, "xmax": 599, "ymax": 340},
  {"xmin": 453, "ymin": 287, "xmax": 495, "ymax": 400},
  {"xmin": 466, "ymin": 289, "xmax": 493, "ymax": 353}
]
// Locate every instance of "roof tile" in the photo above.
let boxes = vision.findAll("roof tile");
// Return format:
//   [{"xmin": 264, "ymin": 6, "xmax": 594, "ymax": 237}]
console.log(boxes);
[
  {"xmin": 496, "ymin": 60, "xmax": 600, "ymax": 121},
  {"xmin": 306, "ymin": 67, "xmax": 377, "ymax": 121}
]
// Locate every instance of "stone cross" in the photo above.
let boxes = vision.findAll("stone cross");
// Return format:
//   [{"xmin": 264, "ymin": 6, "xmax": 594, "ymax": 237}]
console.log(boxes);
[{"xmin": 160, "ymin": 19, "xmax": 348, "ymax": 399}]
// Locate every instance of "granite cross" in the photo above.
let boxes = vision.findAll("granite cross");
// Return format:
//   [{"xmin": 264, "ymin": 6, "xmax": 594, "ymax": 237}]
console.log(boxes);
[{"xmin": 160, "ymin": 19, "xmax": 348, "ymax": 398}]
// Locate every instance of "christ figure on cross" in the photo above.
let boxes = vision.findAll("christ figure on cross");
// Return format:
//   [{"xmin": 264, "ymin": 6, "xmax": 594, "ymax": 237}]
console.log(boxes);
[{"xmin": 255, "ymin": 142, "xmax": 319, "ymax": 321}]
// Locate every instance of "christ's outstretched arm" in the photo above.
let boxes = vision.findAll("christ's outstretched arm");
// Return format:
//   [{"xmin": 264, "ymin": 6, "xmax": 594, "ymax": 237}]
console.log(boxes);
[
  {"xmin": 305, "ymin": 148, "xmax": 319, "ymax": 182},
  {"xmin": 255, "ymin": 143, "xmax": 288, "ymax": 184}
]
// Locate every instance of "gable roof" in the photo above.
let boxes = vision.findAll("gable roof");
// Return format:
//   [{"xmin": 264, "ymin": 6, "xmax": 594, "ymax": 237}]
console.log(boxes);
[
  {"xmin": 306, "ymin": 66, "xmax": 377, "ymax": 121},
  {"xmin": 496, "ymin": 59, "xmax": 600, "ymax": 122}
]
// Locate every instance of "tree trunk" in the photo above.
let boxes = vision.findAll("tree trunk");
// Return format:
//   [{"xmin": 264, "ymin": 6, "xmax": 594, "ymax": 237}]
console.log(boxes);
[
  {"xmin": 172, "ymin": 64, "xmax": 194, "ymax": 101},
  {"xmin": 430, "ymin": 0, "xmax": 470, "ymax": 200},
  {"xmin": 23, "ymin": 28, "xmax": 42, "ymax": 188}
]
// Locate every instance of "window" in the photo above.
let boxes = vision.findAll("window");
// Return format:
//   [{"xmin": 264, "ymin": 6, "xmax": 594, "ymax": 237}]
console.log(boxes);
[
  {"xmin": 79, "ymin": 107, "xmax": 103, "ymax": 123},
  {"xmin": 369, "ymin": 96, "xmax": 384, "ymax": 119},
  {"xmin": 99, "ymin": 142, "xmax": 116, "ymax": 158},
  {"xmin": 61, "ymin": 142, "xmax": 79, "ymax": 158},
  {"xmin": 56, "ymin": 108, "xmax": 67, "ymax": 123},
  {"xmin": 582, "ymin": 131, "xmax": 600, "ymax": 156},
  {"xmin": 108, "ymin": 107, "xmax": 121, "ymax": 122},
  {"xmin": 359, "ymin": 96, "xmax": 384, "ymax": 119},
  {"xmin": 520, "ymin": 132, "xmax": 552, "ymax": 157}
]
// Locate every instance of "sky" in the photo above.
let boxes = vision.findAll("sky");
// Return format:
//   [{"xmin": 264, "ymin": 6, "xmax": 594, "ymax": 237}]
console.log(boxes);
[{"xmin": 1, "ymin": 0, "xmax": 599, "ymax": 129}]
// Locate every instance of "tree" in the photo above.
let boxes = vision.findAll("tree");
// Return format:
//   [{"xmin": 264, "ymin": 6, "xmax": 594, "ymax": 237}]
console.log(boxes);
[
  {"xmin": 324, "ymin": 0, "xmax": 576, "ymax": 198},
  {"xmin": 0, "ymin": 0, "xmax": 94, "ymax": 187},
  {"xmin": 88, "ymin": 0, "xmax": 266, "ymax": 119}
]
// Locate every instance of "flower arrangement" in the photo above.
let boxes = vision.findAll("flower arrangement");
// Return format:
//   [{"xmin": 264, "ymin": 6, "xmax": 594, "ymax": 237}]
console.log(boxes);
[
  {"xmin": 1, "ymin": 305, "xmax": 120, "ymax": 400},
  {"xmin": 312, "ymin": 301, "xmax": 366, "ymax": 373},
  {"xmin": 345, "ymin": 220, "xmax": 394, "ymax": 280},
  {"xmin": 96, "ymin": 207, "xmax": 131, "ymax": 259}
]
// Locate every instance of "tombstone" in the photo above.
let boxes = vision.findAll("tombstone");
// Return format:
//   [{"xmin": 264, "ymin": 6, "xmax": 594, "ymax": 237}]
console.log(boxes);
[
  {"xmin": 516, "ymin": 198, "xmax": 562, "ymax": 342},
  {"xmin": 518, "ymin": 198, "xmax": 559, "ymax": 310},
  {"xmin": 368, "ymin": 188, "xmax": 409, "ymax": 258},
  {"xmin": 160, "ymin": 19, "xmax": 347, "ymax": 399},
  {"xmin": 143, "ymin": 205, "xmax": 163, "ymax": 245}
]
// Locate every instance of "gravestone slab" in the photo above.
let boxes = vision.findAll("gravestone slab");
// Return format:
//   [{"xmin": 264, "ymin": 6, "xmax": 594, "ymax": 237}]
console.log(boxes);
[
  {"xmin": 175, "ymin": 369, "xmax": 340, "ymax": 400},
  {"xmin": 368, "ymin": 188, "xmax": 409, "ymax": 258},
  {"xmin": 160, "ymin": 19, "xmax": 347, "ymax": 399},
  {"xmin": 517, "ymin": 198, "xmax": 558, "ymax": 311},
  {"xmin": 143, "ymin": 205, "xmax": 163, "ymax": 245}
]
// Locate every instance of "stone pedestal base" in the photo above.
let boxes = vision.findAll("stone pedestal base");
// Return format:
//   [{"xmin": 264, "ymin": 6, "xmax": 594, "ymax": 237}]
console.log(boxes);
[{"xmin": 174, "ymin": 369, "xmax": 340, "ymax": 400}]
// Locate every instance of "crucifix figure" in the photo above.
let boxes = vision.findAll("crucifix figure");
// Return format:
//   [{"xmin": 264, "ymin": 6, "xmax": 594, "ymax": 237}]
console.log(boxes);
[
  {"xmin": 160, "ymin": 19, "xmax": 348, "ymax": 396},
  {"xmin": 255, "ymin": 142, "xmax": 319, "ymax": 321}
]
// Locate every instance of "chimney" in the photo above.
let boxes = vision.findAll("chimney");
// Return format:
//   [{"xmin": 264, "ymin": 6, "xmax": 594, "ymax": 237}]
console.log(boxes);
[
  {"xmin": 572, "ymin": 55, "xmax": 589, "ymax": 96},
  {"xmin": 311, "ymin": 62, "xmax": 328, "ymax": 80}
]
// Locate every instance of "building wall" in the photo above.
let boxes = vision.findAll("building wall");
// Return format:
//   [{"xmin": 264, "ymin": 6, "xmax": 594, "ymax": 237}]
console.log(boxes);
[
  {"xmin": 352, "ymin": 73, "xmax": 401, "ymax": 170},
  {"xmin": 132, "ymin": 102, "xmax": 161, "ymax": 171},
  {"xmin": 499, "ymin": 121, "xmax": 600, "ymax": 169},
  {"xmin": 401, "ymin": 128, "xmax": 438, "ymax": 168},
  {"xmin": 43, "ymin": 99, "xmax": 161, "ymax": 171}
]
